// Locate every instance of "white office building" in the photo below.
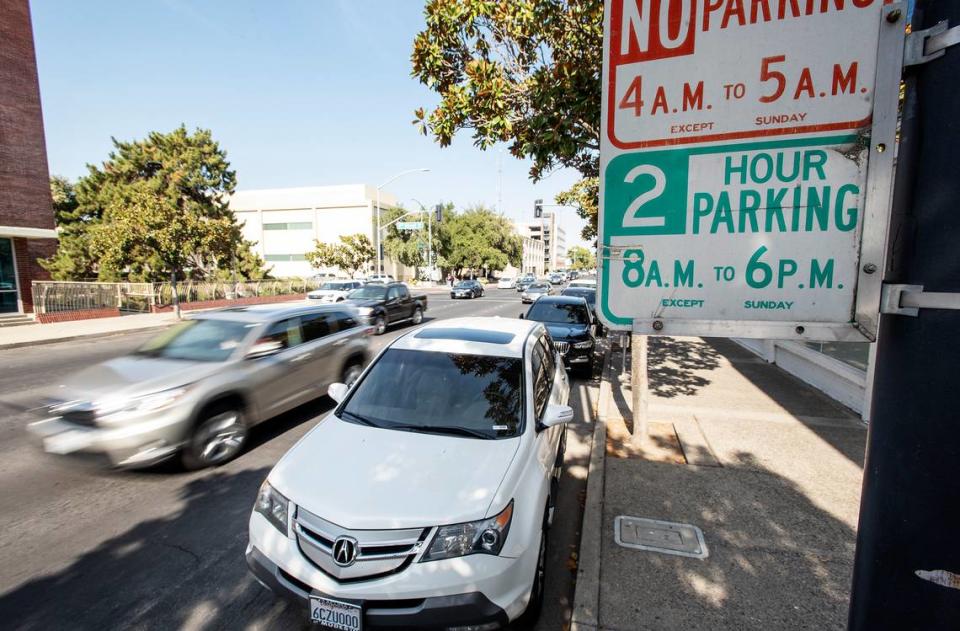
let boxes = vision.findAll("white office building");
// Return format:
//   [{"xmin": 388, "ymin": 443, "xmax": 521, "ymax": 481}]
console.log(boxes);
[
  {"xmin": 515, "ymin": 213, "xmax": 566, "ymax": 272},
  {"xmin": 230, "ymin": 185, "xmax": 413, "ymax": 280}
]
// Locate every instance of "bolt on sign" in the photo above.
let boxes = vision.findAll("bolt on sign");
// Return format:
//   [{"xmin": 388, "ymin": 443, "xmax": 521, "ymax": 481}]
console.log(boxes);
[{"xmin": 598, "ymin": 0, "xmax": 902, "ymax": 341}]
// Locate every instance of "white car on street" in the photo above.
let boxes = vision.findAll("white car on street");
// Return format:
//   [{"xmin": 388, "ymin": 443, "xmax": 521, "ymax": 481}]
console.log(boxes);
[
  {"xmin": 307, "ymin": 280, "xmax": 363, "ymax": 302},
  {"xmin": 247, "ymin": 317, "xmax": 573, "ymax": 629},
  {"xmin": 497, "ymin": 276, "xmax": 516, "ymax": 289}
]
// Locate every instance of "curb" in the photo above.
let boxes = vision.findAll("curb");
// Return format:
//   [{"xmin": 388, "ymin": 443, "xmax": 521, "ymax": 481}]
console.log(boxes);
[
  {"xmin": 570, "ymin": 342, "xmax": 613, "ymax": 631},
  {"xmin": 0, "ymin": 324, "xmax": 173, "ymax": 351}
]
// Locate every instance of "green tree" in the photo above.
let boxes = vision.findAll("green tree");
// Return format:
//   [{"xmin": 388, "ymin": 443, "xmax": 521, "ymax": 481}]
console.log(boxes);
[
  {"xmin": 412, "ymin": 1, "xmax": 602, "ymax": 238},
  {"xmin": 567, "ymin": 244, "xmax": 595, "ymax": 270},
  {"xmin": 445, "ymin": 206, "xmax": 522, "ymax": 277},
  {"xmin": 43, "ymin": 176, "xmax": 101, "ymax": 279},
  {"xmin": 41, "ymin": 125, "xmax": 266, "ymax": 282},
  {"xmin": 306, "ymin": 233, "xmax": 375, "ymax": 278}
]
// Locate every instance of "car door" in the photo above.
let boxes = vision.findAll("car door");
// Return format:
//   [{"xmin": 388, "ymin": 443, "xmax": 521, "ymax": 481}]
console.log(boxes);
[
  {"xmin": 247, "ymin": 316, "xmax": 313, "ymax": 420},
  {"xmin": 531, "ymin": 334, "xmax": 569, "ymax": 474},
  {"xmin": 298, "ymin": 310, "xmax": 340, "ymax": 395}
]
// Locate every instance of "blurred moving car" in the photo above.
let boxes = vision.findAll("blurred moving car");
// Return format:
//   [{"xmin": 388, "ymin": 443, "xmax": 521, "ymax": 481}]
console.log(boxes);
[
  {"xmin": 365, "ymin": 274, "xmax": 395, "ymax": 284},
  {"xmin": 451, "ymin": 279, "xmax": 484, "ymax": 299},
  {"xmin": 548, "ymin": 273, "xmax": 565, "ymax": 285},
  {"xmin": 516, "ymin": 274, "xmax": 538, "ymax": 292},
  {"xmin": 344, "ymin": 282, "xmax": 428, "ymax": 335},
  {"xmin": 521, "ymin": 282, "xmax": 553, "ymax": 304},
  {"xmin": 247, "ymin": 317, "xmax": 573, "ymax": 629},
  {"xmin": 497, "ymin": 276, "xmax": 517, "ymax": 289},
  {"xmin": 307, "ymin": 280, "xmax": 363, "ymax": 302},
  {"xmin": 28, "ymin": 304, "xmax": 372, "ymax": 469},
  {"xmin": 521, "ymin": 295, "xmax": 596, "ymax": 376}
]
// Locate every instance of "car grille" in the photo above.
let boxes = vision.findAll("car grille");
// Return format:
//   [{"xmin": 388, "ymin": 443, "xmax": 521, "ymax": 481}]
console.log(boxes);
[
  {"xmin": 295, "ymin": 507, "xmax": 429, "ymax": 583},
  {"xmin": 46, "ymin": 399, "xmax": 98, "ymax": 427},
  {"xmin": 555, "ymin": 342, "xmax": 570, "ymax": 354}
]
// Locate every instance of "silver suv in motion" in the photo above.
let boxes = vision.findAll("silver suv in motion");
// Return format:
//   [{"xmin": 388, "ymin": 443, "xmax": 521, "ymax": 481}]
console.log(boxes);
[{"xmin": 28, "ymin": 303, "xmax": 371, "ymax": 469}]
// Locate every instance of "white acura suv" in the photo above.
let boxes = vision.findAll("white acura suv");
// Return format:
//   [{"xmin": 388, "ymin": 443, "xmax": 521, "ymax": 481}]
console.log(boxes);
[{"xmin": 246, "ymin": 317, "xmax": 573, "ymax": 629}]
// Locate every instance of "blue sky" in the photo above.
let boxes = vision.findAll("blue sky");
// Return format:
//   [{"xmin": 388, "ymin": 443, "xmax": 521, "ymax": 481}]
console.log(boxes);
[{"xmin": 30, "ymin": 0, "xmax": 588, "ymax": 247}]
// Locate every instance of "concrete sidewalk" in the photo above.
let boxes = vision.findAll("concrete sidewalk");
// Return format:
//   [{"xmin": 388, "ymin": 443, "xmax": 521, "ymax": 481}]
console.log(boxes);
[
  {"xmin": 0, "ymin": 311, "xmax": 182, "ymax": 349},
  {"xmin": 573, "ymin": 336, "xmax": 867, "ymax": 631}
]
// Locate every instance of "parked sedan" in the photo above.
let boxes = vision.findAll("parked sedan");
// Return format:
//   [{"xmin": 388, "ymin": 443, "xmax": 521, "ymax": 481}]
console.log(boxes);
[
  {"xmin": 28, "ymin": 303, "xmax": 371, "ymax": 469},
  {"xmin": 247, "ymin": 317, "xmax": 573, "ymax": 629},
  {"xmin": 522, "ymin": 295, "xmax": 596, "ymax": 376},
  {"xmin": 521, "ymin": 282, "xmax": 553, "ymax": 303},
  {"xmin": 451, "ymin": 279, "xmax": 484, "ymax": 299}
]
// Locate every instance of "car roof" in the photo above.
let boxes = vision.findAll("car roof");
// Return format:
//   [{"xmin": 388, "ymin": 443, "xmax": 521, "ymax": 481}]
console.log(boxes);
[
  {"xmin": 192, "ymin": 302, "xmax": 343, "ymax": 323},
  {"xmin": 562, "ymin": 287, "xmax": 595, "ymax": 294},
  {"xmin": 390, "ymin": 317, "xmax": 539, "ymax": 358},
  {"xmin": 531, "ymin": 295, "xmax": 589, "ymax": 307}
]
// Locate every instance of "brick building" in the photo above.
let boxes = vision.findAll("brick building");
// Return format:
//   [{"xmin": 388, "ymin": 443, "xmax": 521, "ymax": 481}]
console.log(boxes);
[{"xmin": 0, "ymin": 0, "xmax": 57, "ymax": 316}]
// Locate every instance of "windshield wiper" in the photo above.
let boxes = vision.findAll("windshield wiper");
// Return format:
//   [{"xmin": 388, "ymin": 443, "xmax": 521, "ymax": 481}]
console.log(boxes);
[
  {"xmin": 338, "ymin": 409, "xmax": 380, "ymax": 427},
  {"xmin": 388, "ymin": 424, "xmax": 494, "ymax": 439}
]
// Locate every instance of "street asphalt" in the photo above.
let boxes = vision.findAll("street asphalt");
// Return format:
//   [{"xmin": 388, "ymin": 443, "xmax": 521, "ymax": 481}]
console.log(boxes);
[{"xmin": 0, "ymin": 287, "xmax": 599, "ymax": 630}]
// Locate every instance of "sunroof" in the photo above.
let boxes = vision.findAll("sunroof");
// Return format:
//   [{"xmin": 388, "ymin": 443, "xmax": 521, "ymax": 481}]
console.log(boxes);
[{"xmin": 415, "ymin": 328, "xmax": 516, "ymax": 344}]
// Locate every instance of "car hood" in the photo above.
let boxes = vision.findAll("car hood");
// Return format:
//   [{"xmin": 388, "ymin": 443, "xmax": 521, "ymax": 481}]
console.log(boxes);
[
  {"xmin": 270, "ymin": 415, "xmax": 521, "ymax": 529},
  {"xmin": 50, "ymin": 355, "xmax": 223, "ymax": 403},
  {"xmin": 342, "ymin": 298, "xmax": 382, "ymax": 309},
  {"xmin": 308, "ymin": 289, "xmax": 346, "ymax": 297},
  {"xmin": 544, "ymin": 323, "xmax": 590, "ymax": 340}
]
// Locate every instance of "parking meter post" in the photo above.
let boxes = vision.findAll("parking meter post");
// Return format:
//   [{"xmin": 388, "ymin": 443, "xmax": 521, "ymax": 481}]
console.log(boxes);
[{"xmin": 848, "ymin": 1, "xmax": 960, "ymax": 627}]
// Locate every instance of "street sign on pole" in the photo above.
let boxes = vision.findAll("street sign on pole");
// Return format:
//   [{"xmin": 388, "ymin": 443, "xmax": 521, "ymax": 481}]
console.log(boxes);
[
  {"xmin": 396, "ymin": 221, "xmax": 423, "ymax": 231},
  {"xmin": 598, "ymin": 0, "xmax": 898, "ymax": 342}
]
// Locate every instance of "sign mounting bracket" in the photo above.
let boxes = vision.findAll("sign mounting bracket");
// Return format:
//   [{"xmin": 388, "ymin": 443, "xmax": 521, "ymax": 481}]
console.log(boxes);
[
  {"xmin": 904, "ymin": 21, "xmax": 960, "ymax": 67},
  {"xmin": 880, "ymin": 284, "xmax": 960, "ymax": 316}
]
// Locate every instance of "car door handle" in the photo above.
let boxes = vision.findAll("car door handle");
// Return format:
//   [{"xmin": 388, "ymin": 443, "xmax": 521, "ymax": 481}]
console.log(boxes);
[
  {"xmin": 332, "ymin": 339, "xmax": 347, "ymax": 347},
  {"xmin": 290, "ymin": 352, "xmax": 313, "ymax": 363}
]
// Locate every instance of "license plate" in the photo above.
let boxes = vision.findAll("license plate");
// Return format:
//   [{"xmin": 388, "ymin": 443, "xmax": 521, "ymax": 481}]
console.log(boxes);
[
  {"xmin": 310, "ymin": 596, "xmax": 362, "ymax": 631},
  {"xmin": 43, "ymin": 429, "xmax": 93, "ymax": 454}
]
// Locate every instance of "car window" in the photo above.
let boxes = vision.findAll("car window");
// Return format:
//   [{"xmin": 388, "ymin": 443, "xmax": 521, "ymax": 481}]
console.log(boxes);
[
  {"xmin": 332, "ymin": 310, "xmax": 358, "ymax": 331},
  {"xmin": 540, "ymin": 336, "xmax": 557, "ymax": 378},
  {"xmin": 135, "ymin": 319, "xmax": 254, "ymax": 362},
  {"xmin": 526, "ymin": 301, "xmax": 590, "ymax": 324},
  {"xmin": 387, "ymin": 286, "xmax": 401, "ymax": 300},
  {"xmin": 349, "ymin": 285, "xmax": 387, "ymax": 300},
  {"xmin": 300, "ymin": 312, "xmax": 334, "ymax": 342},
  {"xmin": 341, "ymin": 349, "xmax": 523, "ymax": 438},
  {"xmin": 260, "ymin": 318, "xmax": 302, "ymax": 349},
  {"xmin": 532, "ymin": 340, "xmax": 551, "ymax": 420}
]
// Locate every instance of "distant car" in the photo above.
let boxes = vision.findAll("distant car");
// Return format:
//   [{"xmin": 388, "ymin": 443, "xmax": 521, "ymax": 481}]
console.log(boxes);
[
  {"xmin": 548, "ymin": 273, "xmax": 565, "ymax": 285},
  {"xmin": 521, "ymin": 282, "xmax": 553, "ymax": 304},
  {"xmin": 522, "ymin": 295, "xmax": 596, "ymax": 376},
  {"xmin": 566, "ymin": 270, "xmax": 579, "ymax": 281},
  {"xmin": 497, "ymin": 276, "xmax": 516, "ymax": 289},
  {"xmin": 516, "ymin": 275, "xmax": 538, "ymax": 292},
  {"xmin": 567, "ymin": 278, "xmax": 597, "ymax": 289},
  {"xmin": 365, "ymin": 274, "xmax": 395, "ymax": 284},
  {"xmin": 307, "ymin": 280, "xmax": 363, "ymax": 303},
  {"xmin": 28, "ymin": 304, "xmax": 372, "ymax": 469},
  {"xmin": 344, "ymin": 282, "xmax": 428, "ymax": 335},
  {"xmin": 451, "ymin": 280, "xmax": 484, "ymax": 299}
]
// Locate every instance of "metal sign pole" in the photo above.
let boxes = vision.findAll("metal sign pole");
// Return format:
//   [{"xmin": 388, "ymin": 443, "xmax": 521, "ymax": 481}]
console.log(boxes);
[
  {"xmin": 848, "ymin": 2, "xmax": 960, "ymax": 627},
  {"xmin": 630, "ymin": 331, "xmax": 648, "ymax": 442}
]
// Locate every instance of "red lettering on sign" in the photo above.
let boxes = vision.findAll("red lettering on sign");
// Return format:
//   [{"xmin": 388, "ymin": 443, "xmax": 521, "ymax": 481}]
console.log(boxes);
[{"xmin": 613, "ymin": 0, "xmax": 698, "ymax": 63}]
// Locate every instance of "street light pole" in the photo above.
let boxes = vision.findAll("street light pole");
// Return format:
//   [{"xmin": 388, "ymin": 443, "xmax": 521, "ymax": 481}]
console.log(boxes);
[{"xmin": 375, "ymin": 168, "xmax": 430, "ymax": 276}]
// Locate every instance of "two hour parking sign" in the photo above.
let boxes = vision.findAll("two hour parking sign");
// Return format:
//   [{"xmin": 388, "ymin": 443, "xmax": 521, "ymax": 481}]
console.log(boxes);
[{"xmin": 598, "ymin": 0, "xmax": 899, "ymax": 341}]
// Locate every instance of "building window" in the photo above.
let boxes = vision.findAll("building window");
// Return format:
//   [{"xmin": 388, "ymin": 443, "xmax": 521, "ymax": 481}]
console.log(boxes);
[
  {"xmin": 264, "ymin": 222, "xmax": 313, "ymax": 231},
  {"xmin": 0, "ymin": 237, "xmax": 18, "ymax": 313},
  {"xmin": 802, "ymin": 341, "xmax": 870, "ymax": 372},
  {"xmin": 264, "ymin": 254, "xmax": 308, "ymax": 262}
]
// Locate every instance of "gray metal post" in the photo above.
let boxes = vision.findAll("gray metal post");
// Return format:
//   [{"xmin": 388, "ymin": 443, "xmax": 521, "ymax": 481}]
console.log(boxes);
[{"xmin": 630, "ymin": 333, "xmax": 648, "ymax": 442}]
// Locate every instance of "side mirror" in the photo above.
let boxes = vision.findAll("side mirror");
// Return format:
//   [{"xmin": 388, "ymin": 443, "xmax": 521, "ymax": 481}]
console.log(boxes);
[
  {"xmin": 245, "ymin": 340, "xmax": 283, "ymax": 359},
  {"xmin": 540, "ymin": 404, "xmax": 575, "ymax": 430},
  {"xmin": 328, "ymin": 382, "xmax": 348, "ymax": 404}
]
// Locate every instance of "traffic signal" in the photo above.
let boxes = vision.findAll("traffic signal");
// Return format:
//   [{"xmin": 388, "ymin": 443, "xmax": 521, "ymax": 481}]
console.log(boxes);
[
  {"xmin": 434, "ymin": 204, "xmax": 443, "ymax": 223},
  {"xmin": 534, "ymin": 199, "xmax": 543, "ymax": 218}
]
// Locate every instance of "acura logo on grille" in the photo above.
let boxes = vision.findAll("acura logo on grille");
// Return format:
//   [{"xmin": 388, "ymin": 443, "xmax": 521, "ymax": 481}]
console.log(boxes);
[{"xmin": 332, "ymin": 536, "xmax": 359, "ymax": 567}]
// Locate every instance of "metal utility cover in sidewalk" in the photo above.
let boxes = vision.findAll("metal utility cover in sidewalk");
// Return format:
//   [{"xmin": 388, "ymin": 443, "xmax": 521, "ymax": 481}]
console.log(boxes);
[{"xmin": 615, "ymin": 516, "xmax": 709, "ymax": 559}]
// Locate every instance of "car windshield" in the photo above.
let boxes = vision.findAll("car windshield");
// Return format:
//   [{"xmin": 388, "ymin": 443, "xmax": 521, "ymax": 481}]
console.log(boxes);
[
  {"xmin": 563, "ymin": 289, "xmax": 596, "ymax": 307},
  {"xmin": 349, "ymin": 286, "xmax": 387, "ymax": 300},
  {"xmin": 340, "ymin": 349, "xmax": 523, "ymax": 438},
  {"xmin": 526, "ymin": 301, "xmax": 590, "ymax": 325},
  {"xmin": 134, "ymin": 319, "xmax": 255, "ymax": 362},
  {"xmin": 454, "ymin": 281, "xmax": 472, "ymax": 288},
  {"xmin": 529, "ymin": 284, "xmax": 550, "ymax": 291},
  {"xmin": 320, "ymin": 282, "xmax": 346, "ymax": 290}
]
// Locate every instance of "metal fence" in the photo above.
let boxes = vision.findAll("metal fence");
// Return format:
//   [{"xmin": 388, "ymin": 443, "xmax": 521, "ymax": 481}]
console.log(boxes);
[{"xmin": 31, "ymin": 279, "xmax": 323, "ymax": 315}]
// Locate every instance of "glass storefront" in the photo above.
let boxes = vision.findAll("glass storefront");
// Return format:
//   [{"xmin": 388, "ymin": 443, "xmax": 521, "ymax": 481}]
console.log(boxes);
[
  {"xmin": 0, "ymin": 237, "xmax": 19, "ymax": 313},
  {"xmin": 803, "ymin": 341, "xmax": 870, "ymax": 372}
]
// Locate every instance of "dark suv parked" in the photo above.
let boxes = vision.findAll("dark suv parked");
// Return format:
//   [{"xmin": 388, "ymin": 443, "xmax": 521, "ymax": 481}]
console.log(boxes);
[{"xmin": 521, "ymin": 295, "xmax": 596, "ymax": 376}]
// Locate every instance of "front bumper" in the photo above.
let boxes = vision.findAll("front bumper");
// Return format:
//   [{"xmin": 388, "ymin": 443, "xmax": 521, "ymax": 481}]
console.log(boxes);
[
  {"xmin": 27, "ymin": 407, "xmax": 190, "ymax": 468},
  {"xmin": 247, "ymin": 546, "xmax": 509, "ymax": 630},
  {"xmin": 560, "ymin": 342, "xmax": 594, "ymax": 365},
  {"xmin": 248, "ymin": 512, "xmax": 534, "ymax": 628}
]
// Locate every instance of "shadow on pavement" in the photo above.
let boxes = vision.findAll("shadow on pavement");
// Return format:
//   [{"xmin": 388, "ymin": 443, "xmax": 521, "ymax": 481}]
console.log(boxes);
[{"xmin": 648, "ymin": 337, "xmax": 722, "ymax": 398}]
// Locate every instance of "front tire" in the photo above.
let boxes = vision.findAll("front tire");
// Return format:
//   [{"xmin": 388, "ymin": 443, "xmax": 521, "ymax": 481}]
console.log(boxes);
[
  {"xmin": 181, "ymin": 404, "xmax": 247, "ymax": 470},
  {"xmin": 374, "ymin": 315, "xmax": 387, "ymax": 335},
  {"xmin": 342, "ymin": 360, "xmax": 364, "ymax": 388},
  {"xmin": 411, "ymin": 307, "xmax": 423, "ymax": 325}
]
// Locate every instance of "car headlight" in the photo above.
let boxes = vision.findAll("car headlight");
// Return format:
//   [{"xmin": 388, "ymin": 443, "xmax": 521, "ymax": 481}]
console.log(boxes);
[
  {"xmin": 255, "ymin": 480, "xmax": 290, "ymax": 535},
  {"xmin": 95, "ymin": 386, "xmax": 189, "ymax": 418},
  {"xmin": 356, "ymin": 307, "xmax": 373, "ymax": 316},
  {"xmin": 420, "ymin": 501, "xmax": 513, "ymax": 562},
  {"xmin": 574, "ymin": 340, "xmax": 594, "ymax": 349}
]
